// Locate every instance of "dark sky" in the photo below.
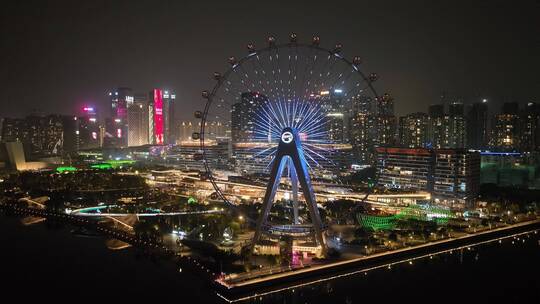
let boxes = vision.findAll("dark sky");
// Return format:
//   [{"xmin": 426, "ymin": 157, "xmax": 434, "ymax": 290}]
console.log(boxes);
[{"xmin": 2, "ymin": 0, "xmax": 539, "ymax": 120}]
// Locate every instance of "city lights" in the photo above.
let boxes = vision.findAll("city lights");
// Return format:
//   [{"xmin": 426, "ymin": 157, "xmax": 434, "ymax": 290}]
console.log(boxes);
[{"xmin": 1, "ymin": 6, "xmax": 538, "ymax": 301}]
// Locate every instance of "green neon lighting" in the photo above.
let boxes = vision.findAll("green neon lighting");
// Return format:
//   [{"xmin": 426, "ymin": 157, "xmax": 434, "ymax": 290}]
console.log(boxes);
[
  {"xmin": 91, "ymin": 163, "xmax": 113, "ymax": 170},
  {"xmin": 187, "ymin": 197, "xmax": 198, "ymax": 204},
  {"xmin": 357, "ymin": 204, "xmax": 452, "ymax": 230},
  {"xmin": 90, "ymin": 160, "xmax": 135, "ymax": 170},
  {"xmin": 56, "ymin": 166, "xmax": 77, "ymax": 173},
  {"xmin": 357, "ymin": 213, "xmax": 396, "ymax": 230}
]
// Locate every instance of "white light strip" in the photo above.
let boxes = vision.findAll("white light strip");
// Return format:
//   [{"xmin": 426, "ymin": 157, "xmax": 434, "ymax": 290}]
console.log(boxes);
[{"xmin": 215, "ymin": 228, "xmax": 538, "ymax": 303}]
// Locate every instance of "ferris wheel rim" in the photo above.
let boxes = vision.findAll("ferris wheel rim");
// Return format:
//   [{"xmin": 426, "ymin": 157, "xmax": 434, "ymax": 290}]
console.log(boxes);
[{"xmin": 198, "ymin": 39, "xmax": 380, "ymax": 207}]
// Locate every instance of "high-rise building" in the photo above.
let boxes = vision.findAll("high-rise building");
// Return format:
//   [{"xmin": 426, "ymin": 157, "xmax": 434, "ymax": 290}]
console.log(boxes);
[
  {"xmin": 520, "ymin": 102, "xmax": 539, "ymax": 151},
  {"xmin": 447, "ymin": 114, "xmax": 466, "ymax": 148},
  {"xmin": 320, "ymin": 89, "xmax": 348, "ymax": 143},
  {"xmin": 349, "ymin": 94, "xmax": 376, "ymax": 164},
  {"xmin": 448, "ymin": 102, "xmax": 464, "ymax": 116},
  {"xmin": 428, "ymin": 104, "xmax": 445, "ymax": 148},
  {"xmin": 399, "ymin": 112, "xmax": 429, "ymax": 148},
  {"xmin": 466, "ymin": 100, "xmax": 489, "ymax": 149},
  {"xmin": 374, "ymin": 93, "xmax": 397, "ymax": 146},
  {"xmin": 427, "ymin": 103, "xmax": 466, "ymax": 149},
  {"xmin": 492, "ymin": 114, "xmax": 520, "ymax": 151},
  {"xmin": 350, "ymin": 112, "xmax": 376, "ymax": 164},
  {"xmin": 377, "ymin": 93, "xmax": 394, "ymax": 116},
  {"xmin": 377, "ymin": 147, "xmax": 480, "ymax": 209},
  {"xmin": 179, "ymin": 121, "xmax": 196, "ymax": 142},
  {"xmin": 231, "ymin": 92, "xmax": 268, "ymax": 143},
  {"xmin": 432, "ymin": 149, "xmax": 480, "ymax": 208},
  {"xmin": 162, "ymin": 90, "xmax": 176, "ymax": 144},
  {"xmin": 375, "ymin": 115, "xmax": 397, "ymax": 146},
  {"xmin": 127, "ymin": 98, "xmax": 149, "ymax": 147},
  {"xmin": 491, "ymin": 103, "xmax": 520, "ymax": 151},
  {"xmin": 74, "ymin": 106, "xmax": 100, "ymax": 150},
  {"xmin": 147, "ymin": 89, "xmax": 176, "ymax": 145},
  {"xmin": 376, "ymin": 147, "xmax": 434, "ymax": 191},
  {"xmin": 107, "ymin": 88, "xmax": 133, "ymax": 147},
  {"xmin": 1, "ymin": 118, "xmax": 25, "ymax": 143},
  {"xmin": 1, "ymin": 114, "xmax": 74, "ymax": 155}
]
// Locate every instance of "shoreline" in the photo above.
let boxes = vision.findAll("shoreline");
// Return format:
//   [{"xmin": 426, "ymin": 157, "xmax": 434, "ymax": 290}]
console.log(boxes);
[{"xmin": 216, "ymin": 219, "xmax": 539, "ymax": 301}]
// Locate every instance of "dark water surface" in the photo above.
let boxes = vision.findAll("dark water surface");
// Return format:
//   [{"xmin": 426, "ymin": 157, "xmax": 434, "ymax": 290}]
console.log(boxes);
[{"xmin": 1, "ymin": 215, "xmax": 538, "ymax": 303}]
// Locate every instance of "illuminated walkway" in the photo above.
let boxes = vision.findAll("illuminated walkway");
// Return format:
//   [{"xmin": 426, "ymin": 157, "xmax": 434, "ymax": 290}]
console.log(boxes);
[
  {"xmin": 216, "ymin": 219, "xmax": 540, "ymax": 303},
  {"xmin": 70, "ymin": 205, "xmax": 223, "ymax": 217}
]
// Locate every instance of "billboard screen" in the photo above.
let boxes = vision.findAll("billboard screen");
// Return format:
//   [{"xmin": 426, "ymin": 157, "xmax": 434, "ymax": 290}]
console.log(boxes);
[{"xmin": 153, "ymin": 89, "xmax": 164, "ymax": 144}]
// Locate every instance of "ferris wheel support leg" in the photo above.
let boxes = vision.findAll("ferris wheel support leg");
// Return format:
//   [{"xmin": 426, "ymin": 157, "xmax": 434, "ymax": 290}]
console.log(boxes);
[
  {"xmin": 289, "ymin": 149, "xmax": 326, "ymax": 256},
  {"xmin": 290, "ymin": 163, "xmax": 300, "ymax": 225},
  {"xmin": 251, "ymin": 127, "xmax": 327, "ymax": 256},
  {"xmin": 251, "ymin": 156, "xmax": 288, "ymax": 252}
]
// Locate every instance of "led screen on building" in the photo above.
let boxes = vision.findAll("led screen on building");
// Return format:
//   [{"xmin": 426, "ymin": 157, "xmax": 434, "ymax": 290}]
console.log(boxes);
[{"xmin": 153, "ymin": 89, "xmax": 164, "ymax": 144}]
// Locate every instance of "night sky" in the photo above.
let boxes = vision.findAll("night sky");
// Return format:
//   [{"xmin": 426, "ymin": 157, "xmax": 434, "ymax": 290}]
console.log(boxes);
[{"xmin": 2, "ymin": 0, "xmax": 539, "ymax": 120}]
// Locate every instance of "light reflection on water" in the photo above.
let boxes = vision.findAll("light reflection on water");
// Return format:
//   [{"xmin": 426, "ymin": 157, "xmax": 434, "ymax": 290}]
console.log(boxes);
[{"xmin": 232, "ymin": 231, "xmax": 539, "ymax": 304}]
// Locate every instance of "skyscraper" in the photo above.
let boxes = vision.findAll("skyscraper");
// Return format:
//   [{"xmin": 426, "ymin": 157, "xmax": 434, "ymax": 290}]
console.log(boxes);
[
  {"xmin": 107, "ymin": 87, "xmax": 133, "ymax": 147},
  {"xmin": 350, "ymin": 112, "xmax": 376, "ymax": 164},
  {"xmin": 428, "ymin": 103, "xmax": 466, "ymax": 149},
  {"xmin": 447, "ymin": 114, "xmax": 466, "ymax": 148},
  {"xmin": 520, "ymin": 102, "xmax": 539, "ymax": 151},
  {"xmin": 349, "ymin": 94, "xmax": 376, "ymax": 164},
  {"xmin": 231, "ymin": 92, "xmax": 268, "ymax": 143},
  {"xmin": 320, "ymin": 89, "xmax": 348, "ymax": 143},
  {"xmin": 466, "ymin": 100, "xmax": 489, "ymax": 149},
  {"xmin": 148, "ymin": 89, "xmax": 176, "ymax": 145},
  {"xmin": 492, "ymin": 102, "xmax": 520, "ymax": 151},
  {"xmin": 76, "ymin": 106, "xmax": 100, "ymax": 150},
  {"xmin": 162, "ymin": 90, "xmax": 176, "ymax": 144},
  {"xmin": 374, "ymin": 93, "xmax": 397, "ymax": 147},
  {"xmin": 127, "ymin": 97, "xmax": 149, "ymax": 147},
  {"xmin": 399, "ymin": 112, "xmax": 429, "ymax": 148},
  {"xmin": 428, "ymin": 104, "xmax": 445, "ymax": 148}
]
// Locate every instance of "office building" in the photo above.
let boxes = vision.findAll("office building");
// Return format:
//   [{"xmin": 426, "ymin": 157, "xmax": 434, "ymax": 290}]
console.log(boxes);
[
  {"xmin": 377, "ymin": 147, "xmax": 480, "ymax": 209},
  {"xmin": 466, "ymin": 101, "xmax": 489, "ymax": 149},
  {"xmin": 399, "ymin": 112, "xmax": 429, "ymax": 148},
  {"xmin": 107, "ymin": 87, "xmax": 133, "ymax": 147}
]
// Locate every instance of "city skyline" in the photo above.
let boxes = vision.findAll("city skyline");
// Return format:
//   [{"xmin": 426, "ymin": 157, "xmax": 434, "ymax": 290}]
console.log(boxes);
[
  {"xmin": 0, "ymin": 2, "xmax": 538, "ymax": 302},
  {"xmin": 2, "ymin": 1, "xmax": 538, "ymax": 120}
]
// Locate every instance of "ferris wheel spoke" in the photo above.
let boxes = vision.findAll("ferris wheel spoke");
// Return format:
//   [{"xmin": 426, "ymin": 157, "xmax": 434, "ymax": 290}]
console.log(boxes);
[{"xmin": 201, "ymin": 40, "xmax": 379, "ymax": 192}]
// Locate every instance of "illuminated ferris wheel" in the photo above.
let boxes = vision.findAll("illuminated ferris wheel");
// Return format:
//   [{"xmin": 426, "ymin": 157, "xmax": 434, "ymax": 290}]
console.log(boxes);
[{"xmin": 195, "ymin": 34, "xmax": 381, "ymax": 208}]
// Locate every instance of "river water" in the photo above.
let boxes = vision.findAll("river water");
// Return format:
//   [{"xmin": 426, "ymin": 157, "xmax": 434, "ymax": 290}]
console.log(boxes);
[{"xmin": 1, "ymin": 214, "xmax": 538, "ymax": 303}]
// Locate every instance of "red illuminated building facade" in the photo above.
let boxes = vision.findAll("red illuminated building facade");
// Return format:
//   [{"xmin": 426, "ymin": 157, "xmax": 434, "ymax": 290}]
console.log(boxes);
[{"xmin": 149, "ymin": 88, "xmax": 175, "ymax": 145}]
